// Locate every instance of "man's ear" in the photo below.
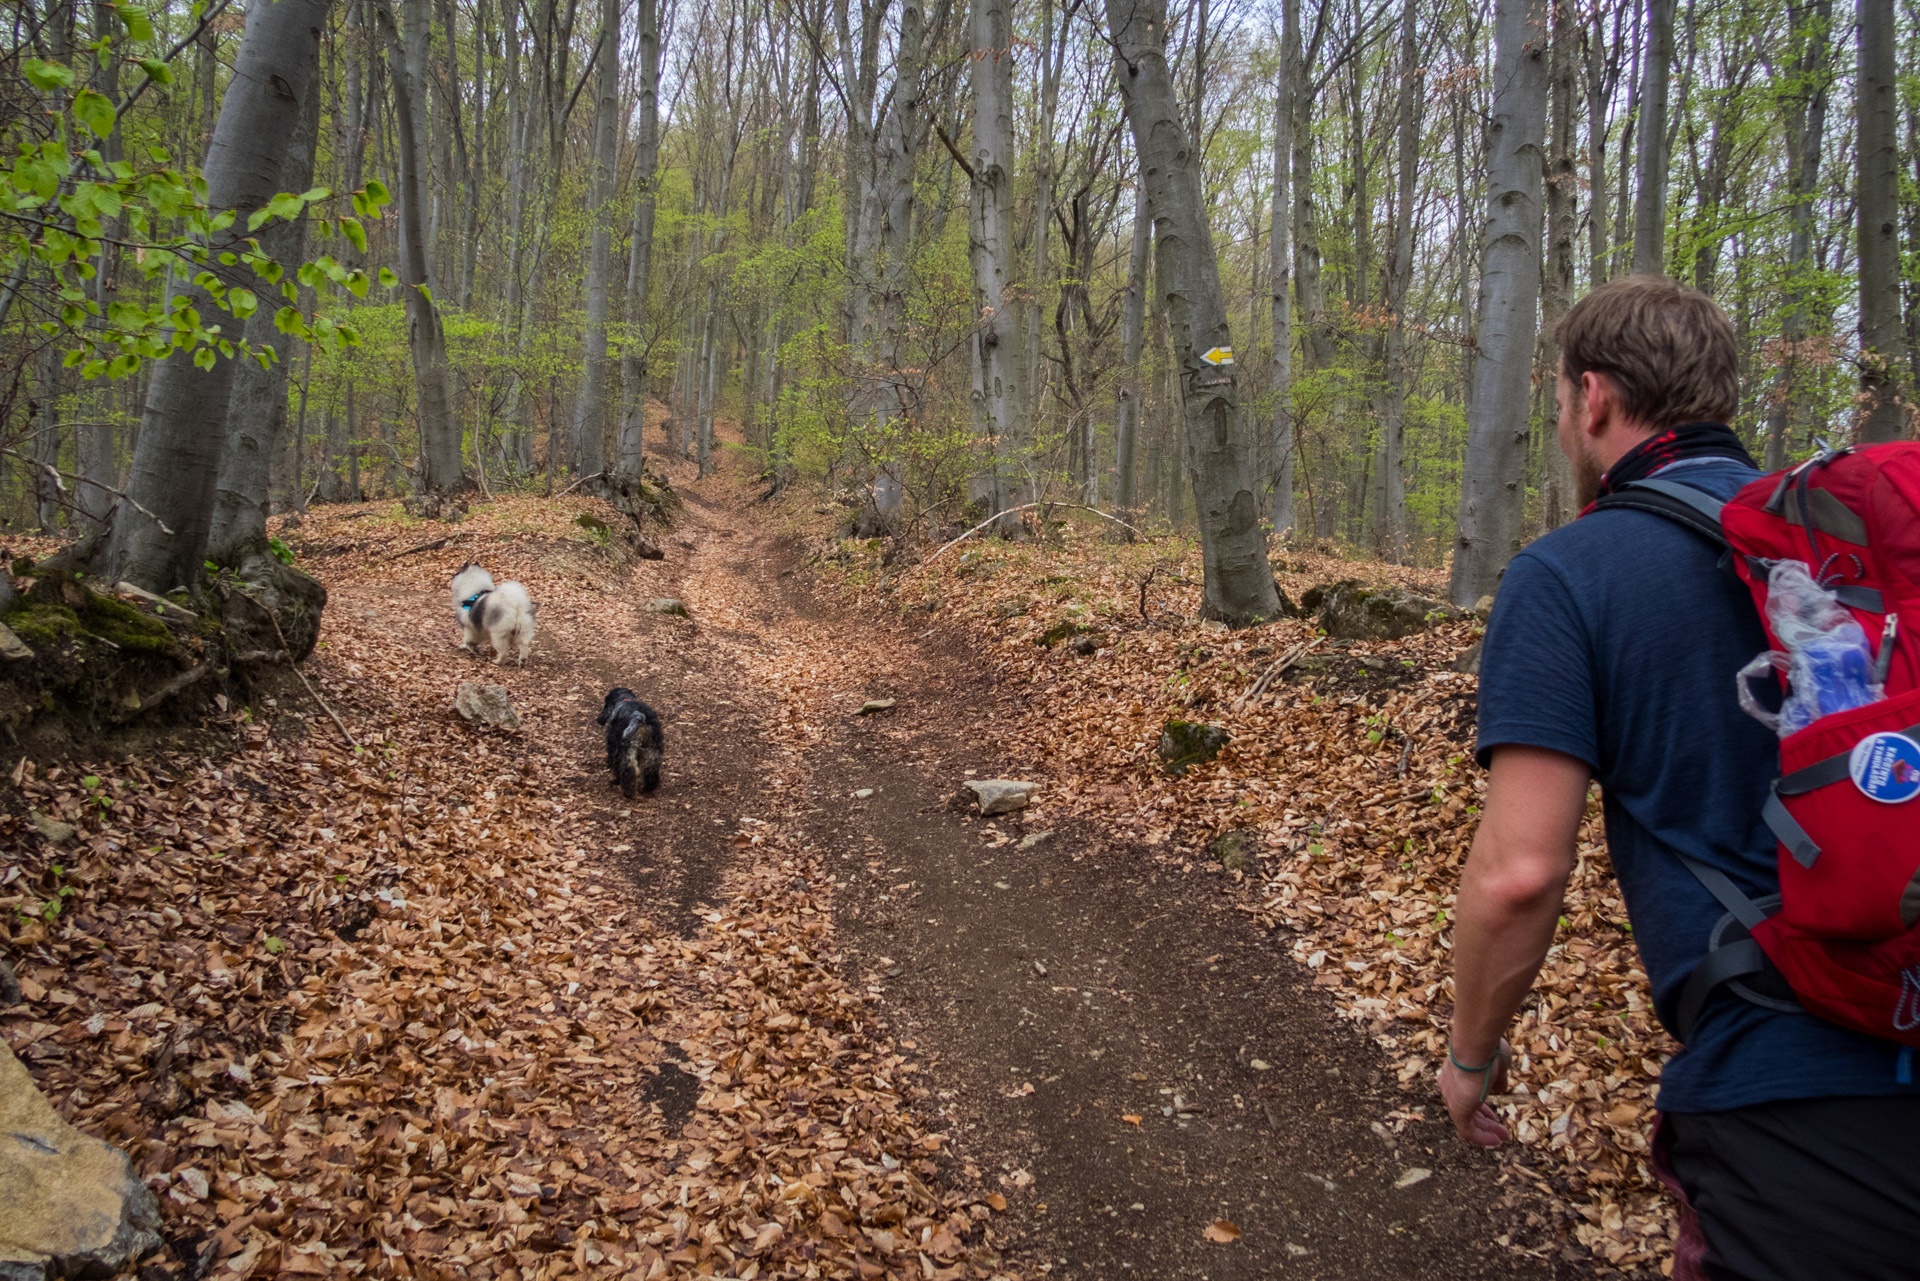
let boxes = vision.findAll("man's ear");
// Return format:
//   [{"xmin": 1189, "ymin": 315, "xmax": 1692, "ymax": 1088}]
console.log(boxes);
[{"xmin": 1578, "ymin": 369, "xmax": 1615, "ymax": 437}]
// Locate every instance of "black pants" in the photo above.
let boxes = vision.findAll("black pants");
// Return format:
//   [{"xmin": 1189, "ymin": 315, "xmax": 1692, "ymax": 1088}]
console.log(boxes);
[{"xmin": 1665, "ymin": 1096, "xmax": 1920, "ymax": 1281}]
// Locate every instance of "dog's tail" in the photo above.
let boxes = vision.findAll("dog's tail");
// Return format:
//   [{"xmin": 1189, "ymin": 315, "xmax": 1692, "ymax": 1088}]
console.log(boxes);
[{"xmin": 621, "ymin": 707, "xmax": 664, "ymax": 796}]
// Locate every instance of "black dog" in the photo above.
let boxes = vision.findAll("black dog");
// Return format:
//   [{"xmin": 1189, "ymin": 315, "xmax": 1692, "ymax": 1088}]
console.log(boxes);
[{"xmin": 597, "ymin": 687, "xmax": 665, "ymax": 797}]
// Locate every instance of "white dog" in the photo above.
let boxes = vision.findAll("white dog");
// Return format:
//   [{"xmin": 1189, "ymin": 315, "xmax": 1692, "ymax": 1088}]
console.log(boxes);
[{"xmin": 449, "ymin": 563, "xmax": 538, "ymax": 665}]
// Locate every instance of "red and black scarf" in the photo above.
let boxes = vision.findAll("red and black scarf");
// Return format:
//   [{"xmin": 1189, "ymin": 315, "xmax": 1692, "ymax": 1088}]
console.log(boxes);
[{"xmin": 1584, "ymin": 420, "xmax": 1757, "ymax": 514}]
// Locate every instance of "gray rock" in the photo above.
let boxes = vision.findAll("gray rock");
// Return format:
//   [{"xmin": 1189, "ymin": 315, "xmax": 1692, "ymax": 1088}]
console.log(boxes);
[
  {"xmin": 26, "ymin": 812, "xmax": 74, "ymax": 844},
  {"xmin": 1158, "ymin": 721, "xmax": 1231, "ymax": 775},
  {"xmin": 0, "ymin": 1041, "xmax": 162, "ymax": 1279},
  {"xmin": 0, "ymin": 619, "xmax": 32, "ymax": 662},
  {"xmin": 631, "ymin": 535, "xmax": 666, "ymax": 560},
  {"xmin": 1069, "ymin": 635, "xmax": 1098, "ymax": 656},
  {"xmin": 1472, "ymin": 593, "xmax": 1496, "ymax": 621},
  {"xmin": 1451, "ymin": 638, "xmax": 1483, "ymax": 676},
  {"xmin": 453, "ymin": 682, "xmax": 521, "ymax": 729},
  {"xmin": 646, "ymin": 597, "xmax": 689, "ymax": 617},
  {"xmin": 1305, "ymin": 579, "xmax": 1460, "ymax": 642},
  {"xmin": 857, "ymin": 699, "xmax": 897, "ymax": 715},
  {"xmin": 0, "ymin": 573, "xmax": 19, "ymax": 614},
  {"xmin": 1017, "ymin": 830, "xmax": 1055, "ymax": 851},
  {"xmin": 1210, "ymin": 830, "xmax": 1259, "ymax": 873},
  {"xmin": 0, "ymin": 958, "xmax": 17, "ymax": 1006},
  {"xmin": 963, "ymin": 779, "xmax": 1039, "ymax": 816}
]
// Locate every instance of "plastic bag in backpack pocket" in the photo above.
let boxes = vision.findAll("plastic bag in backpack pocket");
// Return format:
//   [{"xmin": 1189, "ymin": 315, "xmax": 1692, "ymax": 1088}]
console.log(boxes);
[{"xmin": 1774, "ymin": 683, "xmax": 1920, "ymax": 939}]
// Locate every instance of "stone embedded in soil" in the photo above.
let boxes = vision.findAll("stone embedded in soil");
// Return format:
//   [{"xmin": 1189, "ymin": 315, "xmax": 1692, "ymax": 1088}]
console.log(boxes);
[
  {"xmin": 27, "ymin": 811, "xmax": 75, "ymax": 844},
  {"xmin": 963, "ymin": 779, "xmax": 1038, "ymax": 816},
  {"xmin": 0, "ymin": 1042, "xmax": 163, "ymax": 1278},
  {"xmin": 1017, "ymin": 830, "xmax": 1055, "ymax": 850},
  {"xmin": 1158, "ymin": 721, "xmax": 1231, "ymax": 775},
  {"xmin": 646, "ymin": 597, "xmax": 690, "ymax": 617},
  {"xmin": 1069, "ymin": 634, "xmax": 1098, "ymax": 656},
  {"xmin": 857, "ymin": 699, "xmax": 896, "ymax": 715},
  {"xmin": 1304, "ymin": 579, "xmax": 1460, "ymax": 642},
  {"xmin": 1209, "ymin": 829, "xmax": 1258, "ymax": 872},
  {"xmin": 0, "ymin": 618, "xmax": 33, "ymax": 661},
  {"xmin": 453, "ymin": 682, "xmax": 522, "ymax": 729}
]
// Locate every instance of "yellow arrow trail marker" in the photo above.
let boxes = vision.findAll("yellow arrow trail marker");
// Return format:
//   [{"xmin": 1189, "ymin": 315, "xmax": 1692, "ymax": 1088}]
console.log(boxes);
[{"xmin": 1201, "ymin": 346, "xmax": 1235, "ymax": 366}]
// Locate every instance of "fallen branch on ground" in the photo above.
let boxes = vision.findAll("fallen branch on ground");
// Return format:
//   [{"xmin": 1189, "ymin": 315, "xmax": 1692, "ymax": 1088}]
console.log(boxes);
[
  {"xmin": 111, "ymin": 661, "xmax": 225, "ymax": 723},
  {"xmin": 387, "ymin": 535, "xmax": 454, "ymax": 560},
  {"xmin": 921, "ymin": 501, "xmax": 1147, "ymax": 568},
  {"xmin": 1232, "ymin": 637, "xmax": 1325, "ymax": 710}
]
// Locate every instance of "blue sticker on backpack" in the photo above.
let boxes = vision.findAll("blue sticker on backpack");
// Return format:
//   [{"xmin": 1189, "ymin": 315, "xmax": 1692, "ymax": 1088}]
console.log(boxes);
[{"xmin": 1849, "ymin": 732, "xmax": 1920, "ymax": 804}]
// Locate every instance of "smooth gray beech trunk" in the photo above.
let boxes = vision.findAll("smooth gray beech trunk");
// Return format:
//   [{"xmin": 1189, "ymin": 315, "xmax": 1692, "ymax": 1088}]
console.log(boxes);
[
  {"xmin": 1105, "ymin": 0, "xmax": 1280, "ymax": 625},
  {"xmin": 569, "ymin": 0, "xmax": 619, "ymax": 480},
  {"xmin": 616, "ymin": 0, "xmax": 662, "ymax": 478},
  {"xmin": 1371, "ymin": 0, "xmax": 1419, "ymax": 563},
  {"xmin": 1115, "ymin": 181, "xmax": 1149, "ymax": 512},
  {"xmin": 379, "ymin": 0, "xmax": 463, "ymax": 492},
  {"xmin": 1630, "ymin": 0, "xmax": 1673, "ymax": 277},
  {"xmin": 1537, "ymin": 0, "xmax": 1578, "ymax": 531},
  {"xmin": 968, "ymin": 0, "xmax": 1025, "ymax": 517},
  {"xmin": 871, "ymin": 0, "xmax": 928, "ymax": 520},
  {"xmin": 208, "ymin": 68, "xmax": 321, "ymax": 565},
  {"xmin": 1584, "ymin": 8, "xmax": 1614, "ymax": 286},
  {"xmin": 1856, "ymin": 0, "xmax": 1905, "ymax": 442},
  {"xmin": 102, "ymin": 0, "xmax": 331, "ymax": 591},
  {"xmin": 1265, "ymin": 0, "xmax": 1297, "ymax": 535},
  {"xmin": 1448, "ymin": 0, "xmax": 1550, "ymax": 607},
  {"xmin": 1766, "ymin": 0, "xmax": 1831, "ymax": 468}
]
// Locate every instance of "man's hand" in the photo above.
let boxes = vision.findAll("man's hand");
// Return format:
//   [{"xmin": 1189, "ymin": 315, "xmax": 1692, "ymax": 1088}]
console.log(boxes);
[{"xmin": 1438, "ymin": 1039, "xmax": 1513, "ymax": 1147}]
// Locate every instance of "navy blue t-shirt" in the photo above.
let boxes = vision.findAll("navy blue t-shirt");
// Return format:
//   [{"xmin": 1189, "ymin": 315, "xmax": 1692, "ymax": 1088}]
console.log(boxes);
[{"xmin": 1476, "ymin": 457, "xmax": 1918, "ymax": 1113}]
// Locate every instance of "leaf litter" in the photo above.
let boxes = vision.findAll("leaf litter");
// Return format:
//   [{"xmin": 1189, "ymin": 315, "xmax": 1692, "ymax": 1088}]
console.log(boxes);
[
  {"xmin": 2, "ymin": 479, "xmax": 1016, "ymax": 1280},
  {"xmin": 806, "ymin": 518, "xmax": 1681, "ymax": 1273}
]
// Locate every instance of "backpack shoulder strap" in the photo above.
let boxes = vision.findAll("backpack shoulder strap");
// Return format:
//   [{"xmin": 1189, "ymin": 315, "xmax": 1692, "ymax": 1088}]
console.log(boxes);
[{"xmin": 1586, "ymin": 477, "xmax": 1729, "ymax": 548}]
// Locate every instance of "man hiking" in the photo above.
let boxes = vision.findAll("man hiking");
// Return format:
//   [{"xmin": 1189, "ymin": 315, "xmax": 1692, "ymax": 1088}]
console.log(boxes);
[{"xmin": 1439, "ymin": 276, "xmax": 1920, "ymax": 1279}]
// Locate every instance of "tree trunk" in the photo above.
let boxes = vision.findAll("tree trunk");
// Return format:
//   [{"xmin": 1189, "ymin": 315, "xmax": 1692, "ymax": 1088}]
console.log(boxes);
[
  {"xmin": 1106, "ymin": 0, "xmax": 1280, "ymax": 624},
  {"xmin": 1857, "ymin": 0, "xmax": 1906, "ymax": 442},
  {"xmin": 1448, "ymin": 0, "xmax": 1550, "ymax": 607},
  {"xmin": 569, "ymin": 0, "xmax": 619, "ymax": 481},
  {"xmin": 208, "ymin": 67, "xmax": 322, "ymax": 565},
  {"xmin": 379, "ymin": 0, "xmax": 464, "ymax": 493},
  {"xmin": 1115, "ymin": 181, "xmax": 1150, "ymax": 512},
  {"xmin": 1630, "ymin": 0, "xmax": 1673, "ymax": 276},
  {"xmin": 1373, "ymin": 0, "xmax": 1420, "ymax": 562},
  {"xmin": 1266, "ymin": 0, "xmax": 1297, "ymax": 535},
  {"xmin": 617, "ymin": 0, "xmax": 662, "ymax": 477},
  {"xmin": 1767, "ymin": 0, "xmax": 1831, "ymax": 467},
  {"xmin": 1538, "ymin": 0, "xmax": 1578, "ymax": 531},
  {"xmin": 968, "ymin": 0, "xmax": 1025, "ymax": 518},
  {"xmin": 871, "ymin": 0, "xmax": 927, "ymax": 520},
  {"xmin": 101, "ymin": 0, "xmax": 331, "ymax": 591},
  {"xmin": 1585, "ymin": 9, "xmax": 1614, "ymax": 286}
]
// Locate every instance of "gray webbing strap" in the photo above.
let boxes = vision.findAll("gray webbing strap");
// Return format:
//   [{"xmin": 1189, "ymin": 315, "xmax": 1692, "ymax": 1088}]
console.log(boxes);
[
  {"xmin": 1834, "ymin": 584, "xmax": 1886, "ymax": 613},
  {"xmin": 1676, "ymin": 852, "xmax": 1772, "ymax": 931},
  {"xmin": 1624, "ymin": 477, "xmax": 1730, "ymax": 525},
  {"xmin": 1677, "ymin": 938, "xmax": 1769, "ymax": 1044},
  {"xmin": 1763, "ymin": 786, "xmax": 1821, "ymax": 868},
  {"xmin": 1778, "ymin": 719, "xmax": 1920, "ymax": 796}
]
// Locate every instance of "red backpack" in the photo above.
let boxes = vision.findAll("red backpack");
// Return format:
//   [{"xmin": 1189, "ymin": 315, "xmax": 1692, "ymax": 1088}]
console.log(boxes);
[{"xmin": 1591, "ymin": 442, "xmax": 1920, "ymax": 1048}]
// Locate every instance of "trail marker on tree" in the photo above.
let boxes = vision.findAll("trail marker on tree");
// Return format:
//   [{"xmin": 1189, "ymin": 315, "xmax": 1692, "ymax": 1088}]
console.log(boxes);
[{"xmin": 1201, "ymin": 347, "xmax": 1235, "ymax": 366}]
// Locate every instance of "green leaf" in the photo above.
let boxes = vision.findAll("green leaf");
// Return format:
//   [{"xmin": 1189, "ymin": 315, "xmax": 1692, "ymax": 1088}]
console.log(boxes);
[
  {"xmin": 73, "ymin": 89, "xmax": 116, "ymax": 139},
  {"xmin": 377, "ymin": 267, "xmax": 398, "ymax": 288},
  {"xmin": 23, "ymin": 59, "xmax": 75, "ymax": 91},
  {"xmin": 299, "ymin": 186, "xmax": 331, "ymax": 203},
  {"xmin": 362, "ymin": 178, "xmax": 391, "ymax": 207},
  {"xmin": 246, "ymin": 206, "xmax": 274, "ymax": 232},
  {"xmin": 229, "ymin": 288, "xmax": 257, "ymax": 318},
  {"xmin": 193, "ymin": 346, "xmax": 215, "ymax": 370},
  {"xmin": 136, "ymin": 57, "xmax": 173, "ymax": 86},
  {"xmin": 340, "ymin": 216, "xmax": 367, "ymax": 253}
]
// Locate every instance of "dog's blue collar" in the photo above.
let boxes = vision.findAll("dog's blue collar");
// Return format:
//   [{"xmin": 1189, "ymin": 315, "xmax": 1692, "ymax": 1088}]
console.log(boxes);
[{"xmin": 460, "ymin": 589, "xmax": 491, "ymax": 612}]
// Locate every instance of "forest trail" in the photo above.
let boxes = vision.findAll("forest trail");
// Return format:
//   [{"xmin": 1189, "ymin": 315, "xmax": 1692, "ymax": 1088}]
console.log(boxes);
[
  {"xmin": 2, "ymin": 425, "xmax": 1612, "ymax": 1281},
  {"xmin": 340, "ymin": 425, "xmax": 1592, "ymax": 1280}
]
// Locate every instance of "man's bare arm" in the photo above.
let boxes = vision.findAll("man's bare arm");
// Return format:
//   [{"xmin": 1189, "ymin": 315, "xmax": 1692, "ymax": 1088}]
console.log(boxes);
[{"xmin": 1439, "ymin": 745, "xmax": 1590, "ymax": 1147}]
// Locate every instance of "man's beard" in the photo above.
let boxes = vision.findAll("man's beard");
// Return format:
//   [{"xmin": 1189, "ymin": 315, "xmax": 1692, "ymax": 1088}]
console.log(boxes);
[{"xmin": 1571, "ymin": 439, "xmax": 1605, "ymax": 510}]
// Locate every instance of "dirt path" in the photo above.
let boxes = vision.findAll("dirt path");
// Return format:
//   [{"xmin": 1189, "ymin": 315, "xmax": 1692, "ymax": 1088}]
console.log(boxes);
[
  {"xmin": 533, "ymin": 443, "xmax": 1599, "ymax": 1278},
  {"xmin": 308, "ymin": 436, "xmax": 1603, "ymax": 1279}
]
